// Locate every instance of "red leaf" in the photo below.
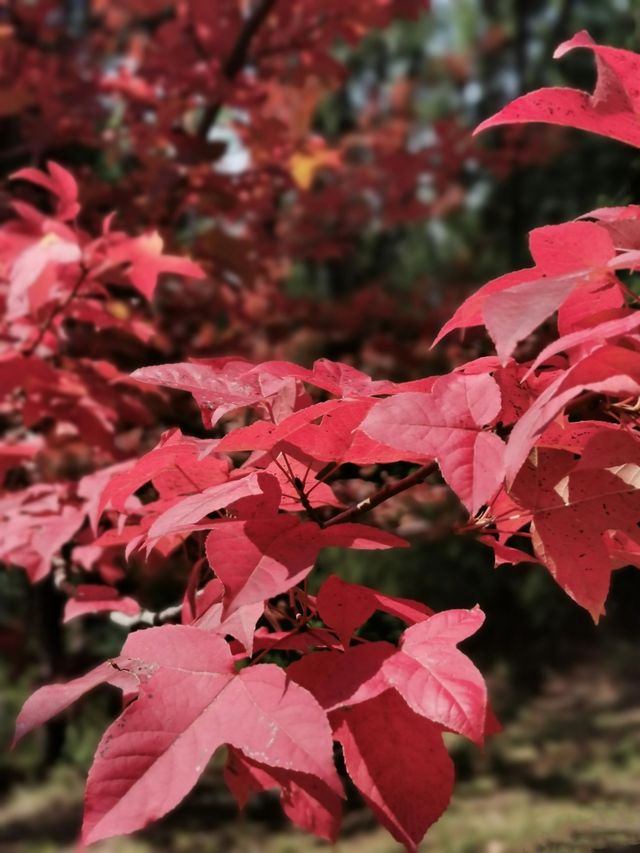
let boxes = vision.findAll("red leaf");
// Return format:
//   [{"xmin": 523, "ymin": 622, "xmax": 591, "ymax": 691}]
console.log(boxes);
[
  {"xmin": 11, "ymin": 161, "xmax": 80, "ymax": 221},
  {"xmin": 332, "ymin": 690, "xmax": 454, "ymax": 852},
  {"xmin": 479, "ymin": 535, "xmax": 533, "ymax": 568},
  {"xmin": 317, "ymin": 575, "xmax": 432, "ymax": 648},
  {"xmin": 475, "ymin": 31, "xmax": 640, "ymax": 150},
  {"xmin": 218, "ymin": 398, "xmax": 373, "ymax": 462},
  {"xmin": 529, "ymin": 220, "xmax": 617, "ymax": 274},
  {"xmin": 107, "ymin": 231, "xmax": 205, "ymax": 299},
  {"xmin": 225, "ymin": 747, "xmax": 342, "ymax": 842},
  {"xmin": 510, "ymin": 431, "xmax": 640, "ymax": 619},
  {"xmin": 288, "ymin": 643, "xmax": 397, "ymax": 712},
  {"xmin": 506, "ymin": 345, "xmax": 640, "ymax": 481},
  {"xmin": 206, "ymin": 519, "xmax": 406, "ymax": 615},
  {"xmin": 98, "ymin": 429, "xmax": 229, "ymax": 516}
]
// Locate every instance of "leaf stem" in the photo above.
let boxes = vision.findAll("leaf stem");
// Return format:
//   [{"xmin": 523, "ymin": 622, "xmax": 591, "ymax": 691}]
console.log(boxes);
[{"xmin": 23, "ymin": 263, "xmax": 90, "ymax": 357}]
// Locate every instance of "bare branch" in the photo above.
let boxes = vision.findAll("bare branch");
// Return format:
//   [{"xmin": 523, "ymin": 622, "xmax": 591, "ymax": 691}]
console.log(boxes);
[{"xmin": 321, "ymin": 462, "xmax": 438, "ymax": 528}]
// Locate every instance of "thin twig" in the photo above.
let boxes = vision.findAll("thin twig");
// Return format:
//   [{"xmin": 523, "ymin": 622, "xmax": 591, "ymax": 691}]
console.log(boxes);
[
  {"xmin": 292, "ymin": 475, "xmax": 323, "ymax": 524},
  {"xmin": 322, "ymin": 462, "xmax": 438, "ymax": 528},
  {"xmin": 23, "ymin": 264, "xmax": 90, "ymax": 357}
]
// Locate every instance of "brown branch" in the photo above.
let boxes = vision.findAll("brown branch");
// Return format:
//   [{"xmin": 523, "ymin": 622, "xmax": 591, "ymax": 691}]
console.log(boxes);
[
  {"xmin": 196, "ymin": 0, "xmax": 279, "ymax": 139},
  {"xmin": 322, "ymin": 462, "xmax": 438, "ymax": 528}
]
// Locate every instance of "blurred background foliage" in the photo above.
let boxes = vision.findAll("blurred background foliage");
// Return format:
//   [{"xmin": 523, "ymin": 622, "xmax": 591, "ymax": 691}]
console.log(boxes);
[{"xmin": 2, "ymin": 0, "xmax": 640, "ymax": 849}]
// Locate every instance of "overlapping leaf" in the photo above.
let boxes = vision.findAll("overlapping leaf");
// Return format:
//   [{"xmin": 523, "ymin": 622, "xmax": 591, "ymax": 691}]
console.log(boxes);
[
  {"xmin": 510, "ymin": 431, "xmax": 640, "ymax": 619},
  {"xmin": 360, "ymin": 372, "xmax": 505, "ymax": 512}
]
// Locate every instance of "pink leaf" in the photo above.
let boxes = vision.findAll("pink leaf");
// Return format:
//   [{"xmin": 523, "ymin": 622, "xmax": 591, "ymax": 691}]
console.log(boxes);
[
  {"xmin": 360, "ymin": 373, "xmax": 505, "ymax": 512},
  {"xmin": 382, "ymin": 608, "xmax": 487, "ymax": 744},
  {"xmin": 525, "ymin": 311, "xmax": 640, "ymax": 378},
  {"xmin": 82, "ymin": 627, "xmax": 341, "ymax": 844},
  {"xmin": 434, "ymin": 221, "xmax": 618, "ymax": 357},
  {"xmin": 483, "ymin": 273, "xmax": 578, "ymax": 364},
  {"xmin": 14, "ymin": 661, "xmax": 121, "ymax": 746},
  {"xmin": 63, "ymin": 589, "xmax": 141, "ymax": 623},
  {"xmin": 147, "ymin": 472, "xmax": 279, "ymax": 540}
]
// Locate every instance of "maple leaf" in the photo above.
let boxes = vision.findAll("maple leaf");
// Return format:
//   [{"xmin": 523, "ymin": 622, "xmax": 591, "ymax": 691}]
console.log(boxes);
[
  {"xmin": 130, "ymin": 359, "xmax": 309, "ymax": 427},
  {"xmin": 0, "ymin": 485, "xmax": 85, "ymax": 582},
  {"xmin": 290, "ymin": 141, "xmax": 341, "ymax": 189},
  {"xmin": 479, "ymin": 535, "xmax": 534, "ymax": 568},
  {"xmin": 434, "ymin": 220, "xmax": 623, "ymax": 362},
  {"xmin": 217, "ymin": 398, "xmax": 371, "ymax": 461},
  {"xmin": 16, "ymin": 625, "xmax": 343, "ymax": 844},
  {"xmin": 187, "ymin": 578, "xmax": 264, "ymax": 654},
  {"xmin": 13, "ymin": 660, "xmax": 129, "ymax": 747},
  {"xmin": 131, "ymin": 358, "xmax": 432, "ymax": 433},
  {"xmin": 288, "ymin": 642, "xmax": 401, "ymax": 713},
  {"xmin": 382, "ymin": 608, "xmax": 487, "ymax": 744},
  {"xmin": 316, "ymin": 575, "xmax": 432, "ymax": 648},
  {"xmin": 510, "ymin": 431, "xmax": 640, "ymax": 619},
  {"xmin": 256, "ymin": 357, "xmax": 431, "ymax": 398},
  {"xmin": 332, "ymin": 690, "xmax": 454, "ymax": 852},
  {"xmin": 63, "ymin": 585, "xmax": 141, "ymax": 623},
  {"xmin": 11, "ymin": 161, "xmax": 80, "ymax": 221},
  {"xmin": 289, "ymin": 607, "xmax": 488, "ymax": 745},
  {"xmin": 106, "ymin": 231, "xmax": 205, "ymax": 299},
  {"xmin": 80, "ymin": 625, "xmax": 342, "ymax": 844},
  {"xmin": 98, "ymin": 429, "xmax": 230, "ymax": 516},
  {"xmin": 506, "ymin": 345, "xmax": 640, "ymax": 481},
  {"xmin": 206, "ymin": 520, "xmax": 407, "ymax": 615},
  {"xmin": 225, "ymin": 747, "xmax": 342, "ymax": 842},
  {"xmin": 8, "ymin": 231, "xmax": 82, "ymax": 320},
  {"xmin": 144, "ymin": 471, "xmax": 280, "ymax": 542},
  {"xmin": 524, "ymin": 310, "xmax": 640, "ymax": 378},
  {"xmin": 475, "ymin": 31, "xmax": 640, "ymax": 150},
  {"xmin": 360, "ymin": 372, "xmax": 505, "ymax": 513}
]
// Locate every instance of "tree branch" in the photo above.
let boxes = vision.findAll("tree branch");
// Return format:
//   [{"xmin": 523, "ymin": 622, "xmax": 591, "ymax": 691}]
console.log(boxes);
[
  {"xmin": 321, "ymin": 462, "xmax": 438, "ymax": 528},
  {"xmin": 196, "ymin": 0, "xmax": 279, "ymax": 139}
]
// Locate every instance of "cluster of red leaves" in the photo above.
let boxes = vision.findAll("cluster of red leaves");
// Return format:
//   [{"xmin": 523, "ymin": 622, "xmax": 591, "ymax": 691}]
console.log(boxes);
[
  {"xmin": 6, "ymin": 25, "xmax": 640, "ymax": 853},
  {"xmin": 2, "ymin": 0, "xmax": 543, "ymax": 371}
]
